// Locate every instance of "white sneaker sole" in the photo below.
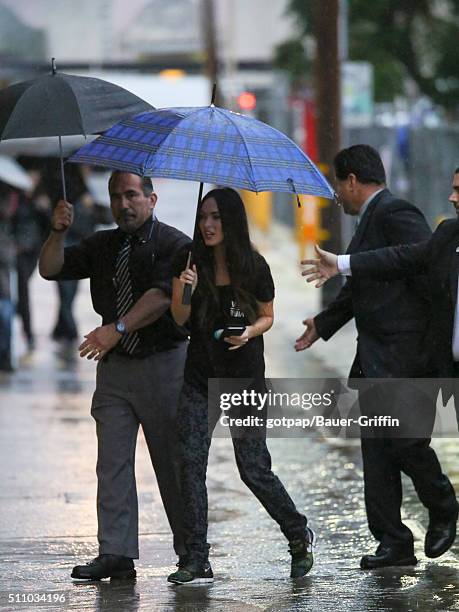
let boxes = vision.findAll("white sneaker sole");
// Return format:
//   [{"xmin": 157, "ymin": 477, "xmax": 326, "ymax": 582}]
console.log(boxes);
[{"xmin": 169, "ymin": 577, "xmax": 214, "ymax": 586}]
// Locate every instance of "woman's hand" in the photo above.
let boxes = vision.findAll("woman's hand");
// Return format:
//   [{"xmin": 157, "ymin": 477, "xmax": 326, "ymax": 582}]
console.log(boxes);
[
  {"xmin": 224, "ymin": 326, "xmax": 253, "ymax": 350},
  {"xmin": 224, "ymin": 301, "xmax": 273, "ymax": 350},
  {"xmin": 179, "ymin": 264, "xmax": 198, "ymax": 295}
]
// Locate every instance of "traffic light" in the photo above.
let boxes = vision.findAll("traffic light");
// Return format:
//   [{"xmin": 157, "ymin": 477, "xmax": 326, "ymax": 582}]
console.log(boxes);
[{"xmin": 237, "ymin": 91, "xmax": 257, "ymax": 112}]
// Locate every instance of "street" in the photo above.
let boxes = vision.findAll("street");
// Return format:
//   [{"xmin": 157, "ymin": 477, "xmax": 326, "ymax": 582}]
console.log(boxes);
[{"xmin": 1, "ymin": 207, "xmax": 458, "ymax": 611}]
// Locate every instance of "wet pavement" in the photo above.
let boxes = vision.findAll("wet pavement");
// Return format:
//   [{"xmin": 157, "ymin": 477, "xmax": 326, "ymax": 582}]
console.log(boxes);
[{"xmin": 1, "ymin": 216, "xmax": 459, "ymax": 611}]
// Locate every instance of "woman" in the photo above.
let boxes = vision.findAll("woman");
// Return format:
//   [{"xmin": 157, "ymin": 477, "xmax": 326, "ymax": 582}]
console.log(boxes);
[{"xmin": 168, "ymin": 188, "xmax": 315, "ymax": 584}]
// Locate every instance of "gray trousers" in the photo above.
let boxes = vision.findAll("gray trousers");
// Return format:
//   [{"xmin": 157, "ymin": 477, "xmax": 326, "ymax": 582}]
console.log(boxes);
[{"xmin": 90, "ymin": 343, "xmax": 187, "ymax": 559}]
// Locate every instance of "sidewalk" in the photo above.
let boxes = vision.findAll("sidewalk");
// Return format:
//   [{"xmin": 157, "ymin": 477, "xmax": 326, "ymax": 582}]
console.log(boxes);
[{"xmin": 0, "ymin": 223, "xmax": 458, "ymax": 611}]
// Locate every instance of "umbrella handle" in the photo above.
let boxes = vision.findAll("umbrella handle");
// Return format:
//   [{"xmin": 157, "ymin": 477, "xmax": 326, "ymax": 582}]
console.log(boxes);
[
  {"xmin": 182, "ymin": 283, "xmax": 193, "ymax": 305},
  {"xmin": 181, "ymin": 183, "xmax": 203, "ymax": 305},
  {"xmin": 58, "ymin": 136, "xmax": 67, "ymax": 201}
]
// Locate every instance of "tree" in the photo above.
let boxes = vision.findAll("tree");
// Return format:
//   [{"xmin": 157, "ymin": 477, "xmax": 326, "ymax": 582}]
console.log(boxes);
[{"xmin": 274, "ymin": 0, "xmax": 459, "ymax": 109}]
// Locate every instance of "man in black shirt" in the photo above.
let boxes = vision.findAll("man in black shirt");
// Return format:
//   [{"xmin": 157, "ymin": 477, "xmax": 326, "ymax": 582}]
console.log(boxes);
[{"xmin": 39, "ymin": 171, "xmax": 190, "ymax": 580}]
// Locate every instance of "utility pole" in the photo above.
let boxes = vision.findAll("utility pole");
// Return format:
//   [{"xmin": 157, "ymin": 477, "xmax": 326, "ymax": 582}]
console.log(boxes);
[
  {"xmin": 314, "ymin": 0, "xmax": 342, "ymax": 307},
  {"xmin": 202, "ymin": 0, "xmax": 221, "ymax": 105}
]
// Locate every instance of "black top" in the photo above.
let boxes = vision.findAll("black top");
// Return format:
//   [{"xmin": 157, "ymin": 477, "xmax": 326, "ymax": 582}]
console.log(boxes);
[
  {"xmin": 47, "ymin": 216, "xmax": 191, "ymax": 357},
  {"xmin": 173, "ymin": 249, "xmax": 275, "ymax": 392}
]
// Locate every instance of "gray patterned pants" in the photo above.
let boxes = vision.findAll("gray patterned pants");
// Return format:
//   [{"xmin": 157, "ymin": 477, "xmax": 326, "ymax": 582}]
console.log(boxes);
[{"xmin": 178, "ymin": 381, "xmax": 308, "ymax": 563}]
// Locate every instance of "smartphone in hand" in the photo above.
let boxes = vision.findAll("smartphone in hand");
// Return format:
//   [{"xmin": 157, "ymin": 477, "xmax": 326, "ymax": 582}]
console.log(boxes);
[
  {"xmin": 223, "ymin": 325, "xmax": 246, "ymax": 338},
  {"xmin": 214, "ymin": 325, "xmax": 246, "ymax": 340}
]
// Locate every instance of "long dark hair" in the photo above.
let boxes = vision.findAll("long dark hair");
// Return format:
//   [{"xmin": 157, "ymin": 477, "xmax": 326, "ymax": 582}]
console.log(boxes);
[{"xmin": 193, "ymin": 187, "xmax": 259, "ymax": 329}]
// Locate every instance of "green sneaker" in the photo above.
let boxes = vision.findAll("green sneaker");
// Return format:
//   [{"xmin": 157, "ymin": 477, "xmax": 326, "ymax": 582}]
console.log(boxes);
[
  {"xmin": 167, "ymin": 559, "xmax": 214, "ymax": 585},
  {"xmin": 289, "ymin": 527, "xmax": 315, "ymax": 578}
]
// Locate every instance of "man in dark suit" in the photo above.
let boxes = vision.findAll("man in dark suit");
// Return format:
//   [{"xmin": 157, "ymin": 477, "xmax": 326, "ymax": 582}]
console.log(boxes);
[
  {"xmin": 303, "ymin": 167, "xmax": 459, "ymax": 398},
  {"xmin": 305, "ymin": 167, "xmax": 459, "ymax": 415},
  {"xmin": 296, "ymin": 146, "xmax": 458, "ymax": 569}
]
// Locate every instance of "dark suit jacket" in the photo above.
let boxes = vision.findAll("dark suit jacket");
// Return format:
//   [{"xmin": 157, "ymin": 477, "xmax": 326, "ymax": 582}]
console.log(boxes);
[
  {"xmin": 350, "ymin": 218, "xmax": 459, "ymax": 380},
  {"xmin": 314, "ymin": 189, "xmax": 432, "ymax": 379}
]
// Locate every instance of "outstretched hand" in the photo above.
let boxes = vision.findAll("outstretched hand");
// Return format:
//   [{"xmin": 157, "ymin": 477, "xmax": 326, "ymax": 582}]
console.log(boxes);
[
  {"xmin": 301, "ymin": 245, "xmax": 339, "ymax": 288},
  {"xmin": 294, "ymin": 318, "xmax": 319, "ymax": 351}
]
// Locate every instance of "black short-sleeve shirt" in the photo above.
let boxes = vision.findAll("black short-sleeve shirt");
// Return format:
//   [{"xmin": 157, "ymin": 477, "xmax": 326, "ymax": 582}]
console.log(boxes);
[
  {"xmin": 46, "ymin": 217, "xmax": 191, "ymax": 356},
  {"xmin": 173, "ymin": 249, "xmax": 275, "ymax": 392}
]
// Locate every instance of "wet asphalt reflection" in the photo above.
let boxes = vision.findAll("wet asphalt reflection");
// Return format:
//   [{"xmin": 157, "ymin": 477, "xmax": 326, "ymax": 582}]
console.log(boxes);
[{"xmin": 0, "ymin": 277, "xmax": 458, "ymax": 610}]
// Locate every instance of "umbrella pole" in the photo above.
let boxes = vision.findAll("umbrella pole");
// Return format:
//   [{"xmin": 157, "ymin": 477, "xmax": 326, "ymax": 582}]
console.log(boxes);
[
  {"xmin": 181, "ymin": 84, "xmax": 217, "ymax": 305},
  {"xmin": 182, "ymin": 181, "xmax": 204, "ymax": 305},
  {"xmin": 58, "ymin": 136, "xmax": 67, "ymax": 201}
]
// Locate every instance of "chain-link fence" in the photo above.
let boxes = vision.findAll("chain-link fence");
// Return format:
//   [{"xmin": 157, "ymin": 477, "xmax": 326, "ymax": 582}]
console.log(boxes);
[{"xmin": 345, "ymin": 125, "xmax": 459, "ymax": 226}]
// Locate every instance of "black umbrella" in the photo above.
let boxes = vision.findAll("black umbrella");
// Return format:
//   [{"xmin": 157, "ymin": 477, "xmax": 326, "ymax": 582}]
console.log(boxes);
[{"xmin": 0, "ymin": 58, "xmax": 153, "ymax": 199}]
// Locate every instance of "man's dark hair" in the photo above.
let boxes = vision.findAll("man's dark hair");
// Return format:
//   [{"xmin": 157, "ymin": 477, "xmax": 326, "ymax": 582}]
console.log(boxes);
[
  {"xmin": 455, "ymin": 167, "xmax": 459, "ymax": 174},
  {"xmin": 334, "ymin": 145, "xmax": 386, "ymax": 185},
  {"xmin": 108, "ymin": 170, "xmax": 154, "ymax": 197}
]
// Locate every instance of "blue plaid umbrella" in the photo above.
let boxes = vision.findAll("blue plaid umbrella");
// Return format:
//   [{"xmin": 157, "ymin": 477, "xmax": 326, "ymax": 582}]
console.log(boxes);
[{"xmin": 69, "ymin": 106, "xmax": 334, "ymax": 199}]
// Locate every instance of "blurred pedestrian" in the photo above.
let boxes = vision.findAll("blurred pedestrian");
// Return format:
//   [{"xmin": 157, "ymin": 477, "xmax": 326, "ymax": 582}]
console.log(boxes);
[
  {"xmin": 39, "ymin": 171, "xmax": 190, "ymax": 580},
  {"xmin": 0, "ymin": 182, "xmax": 17, "ymax": 372},
  {"xmin": 12, "ymin": 170, "xmax": 50, "ymax": 353},
  {"xmin": 297, "ymin": 145, "xmax": 458, "ymax": 569},
  {"xmin": 168, "ymin": 188, "xmax": 314, "ymax": 585}
]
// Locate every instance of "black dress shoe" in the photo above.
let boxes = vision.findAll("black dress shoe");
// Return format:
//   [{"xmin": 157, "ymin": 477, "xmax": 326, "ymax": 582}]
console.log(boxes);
[
  {"xmin": 425, "ymin": 512, "xmax": 458, "ymax": 558},
  {"xmin": 71, "ymin": 554, "xmax": 136, "ymax": 580},
  {"xmin": 360, "ymin": 545, "xmax": 417, "ymax": 570}
]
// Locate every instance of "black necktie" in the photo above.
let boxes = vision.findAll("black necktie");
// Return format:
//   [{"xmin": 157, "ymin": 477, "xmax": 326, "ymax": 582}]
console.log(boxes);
[{"xmin": 115, "ymin": 235, "xmax": 140, "ymax": 355}]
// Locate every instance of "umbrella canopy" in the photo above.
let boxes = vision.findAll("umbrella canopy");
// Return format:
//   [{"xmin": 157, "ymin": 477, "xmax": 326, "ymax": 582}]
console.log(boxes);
[
  {"xmin": 0, "ymin": 72, "xmax": 153, "ymax": 140},
  {"xmin": 0, "ymin": 155, "xmax": 33, "ymax": 191},
  {"xmin": 0, "ymin": 135, "xmax": 96, "ymax": 158},
  {"xmin": 69, "ymin": 106, "xmax": 334, "ymax": 199},
  {"xmin": 0, "ymin": 59, "xmax": 154, "ymax": 200}
]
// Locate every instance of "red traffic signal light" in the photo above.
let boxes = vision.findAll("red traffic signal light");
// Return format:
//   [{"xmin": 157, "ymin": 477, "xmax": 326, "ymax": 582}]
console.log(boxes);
[{"xmin": 237, "ymin": 91, "xmax": 257, "ymax": 111}]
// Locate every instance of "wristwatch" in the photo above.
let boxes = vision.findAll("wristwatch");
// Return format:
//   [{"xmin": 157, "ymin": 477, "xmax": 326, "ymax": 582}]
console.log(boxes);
[{"xmin": 115, "ymin": 319, "xmax": 127, "ymax": 335}]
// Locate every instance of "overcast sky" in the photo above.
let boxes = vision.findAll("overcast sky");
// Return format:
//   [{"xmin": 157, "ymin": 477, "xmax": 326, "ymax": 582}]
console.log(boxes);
[{"xmin": 0, "ymin": 0, "xmax": 151, "ymax": 33}]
